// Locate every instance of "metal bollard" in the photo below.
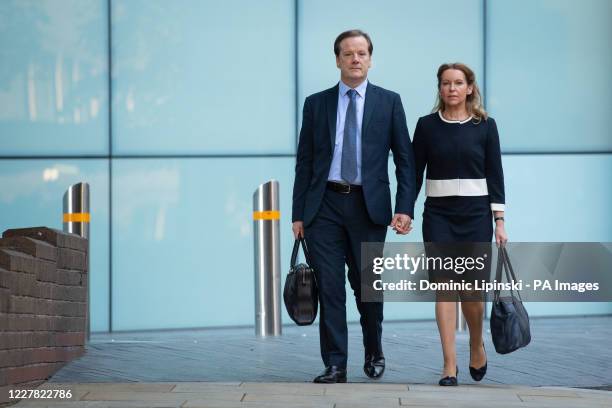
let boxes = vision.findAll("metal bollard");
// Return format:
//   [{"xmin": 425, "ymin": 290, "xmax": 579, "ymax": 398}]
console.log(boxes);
[
  {"xmin": 252, "ymin": 180, "xmax": 282, "ymax": 336},
  {"xmin": 63, "ymin": 182, "xmax": 90, "ymax": 341},
  {"xmin": 456, "ymin": 301, "xmax": 467, "ymax": 332},
  {"xmin": 63, "ymin": 183, "xmax": 90, "ymax": 238}
]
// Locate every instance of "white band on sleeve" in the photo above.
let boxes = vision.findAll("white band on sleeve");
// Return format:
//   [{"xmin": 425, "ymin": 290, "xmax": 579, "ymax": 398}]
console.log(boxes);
[{"xmin": 490, "ymin": 203, "xmax": 505, "ymax": 211}]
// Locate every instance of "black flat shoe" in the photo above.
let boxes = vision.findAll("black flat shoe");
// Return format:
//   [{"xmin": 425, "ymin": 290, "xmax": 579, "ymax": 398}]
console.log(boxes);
[
  {"xmin": 313, "ymin": 366, "xmax": 347, "ymax": 383},
  {"xmin": 439, "ymin": 366, "xmax": 458, "ymax": 386},
  {"xmin": 469, "ymin": 342, "xmax": 488, "ymax": 382},
  {"xmin": 363, "ymin": 354, "xmax": 385, "ymax": 379}
]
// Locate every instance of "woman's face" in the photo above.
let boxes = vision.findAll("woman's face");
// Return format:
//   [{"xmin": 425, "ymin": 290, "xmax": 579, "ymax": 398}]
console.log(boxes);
[{"xmin": 439, "ymin": 69, "xmax": 473, "ymax": 109}]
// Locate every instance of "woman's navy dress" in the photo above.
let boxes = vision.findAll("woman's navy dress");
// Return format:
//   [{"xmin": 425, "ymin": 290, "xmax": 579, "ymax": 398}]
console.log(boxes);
[{"xmin": 413, "ymin": 112, "xmax": 505, "ymax": 289}]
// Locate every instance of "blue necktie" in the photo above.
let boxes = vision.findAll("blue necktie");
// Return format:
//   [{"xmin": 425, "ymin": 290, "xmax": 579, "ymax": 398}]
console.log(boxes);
[{"xmin": 341, "ymin": 89, "xmax": 358, "ymax": 184}]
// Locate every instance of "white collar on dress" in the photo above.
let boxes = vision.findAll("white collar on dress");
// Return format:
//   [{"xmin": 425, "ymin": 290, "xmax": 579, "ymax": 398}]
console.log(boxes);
[{"xmin": 438, "ymin": 110, "xmax": 472, "ymax": 124}]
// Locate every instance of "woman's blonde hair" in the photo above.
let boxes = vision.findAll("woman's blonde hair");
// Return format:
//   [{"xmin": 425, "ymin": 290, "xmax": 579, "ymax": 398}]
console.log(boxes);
[{"xmin": 433, "ymin": 62, "xmax": 488, "ymax": 123}]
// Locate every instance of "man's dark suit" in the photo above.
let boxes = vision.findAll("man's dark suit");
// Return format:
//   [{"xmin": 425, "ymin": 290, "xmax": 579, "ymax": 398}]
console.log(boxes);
[{"xmin": 292, "ymin": 81, "xmax": 416, "ymax": 370}]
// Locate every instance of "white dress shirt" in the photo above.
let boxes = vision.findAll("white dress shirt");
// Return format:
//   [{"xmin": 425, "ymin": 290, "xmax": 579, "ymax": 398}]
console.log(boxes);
[{"xmin": 327, "ymin": 79, "xmax": 368, "ymax": 185}]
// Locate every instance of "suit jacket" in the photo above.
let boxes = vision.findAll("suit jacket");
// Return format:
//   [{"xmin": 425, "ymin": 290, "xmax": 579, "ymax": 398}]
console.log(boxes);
[{"xmin": 292, "ymin": 82, "xmax": 416, "ymax": 227}]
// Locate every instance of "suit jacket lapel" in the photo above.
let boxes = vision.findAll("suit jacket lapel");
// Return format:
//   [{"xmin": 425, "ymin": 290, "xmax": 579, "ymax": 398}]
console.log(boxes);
[
  {"xmin": 362, "ymin": 82, "xmax": 377, "ymax": 141},
  {"xmin": 326, "ymin": 84, "xmax": 339, "ymax": 153}
]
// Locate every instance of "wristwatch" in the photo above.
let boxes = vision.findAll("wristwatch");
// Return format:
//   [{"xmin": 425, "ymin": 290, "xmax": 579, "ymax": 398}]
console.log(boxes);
[{"xmin": 494, "ymin": 216, "xmax": 505, "ymax": 222}]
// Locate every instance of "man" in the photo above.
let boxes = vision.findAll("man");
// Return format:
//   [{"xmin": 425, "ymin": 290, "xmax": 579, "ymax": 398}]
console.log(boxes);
[{"xmin": 292, "ymin": 29, "xmax": 416, "ymax": 383}]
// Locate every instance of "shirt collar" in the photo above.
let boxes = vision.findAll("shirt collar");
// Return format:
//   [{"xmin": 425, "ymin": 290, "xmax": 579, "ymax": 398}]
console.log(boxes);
[{"xmin": 339, "ymin": 78, "xmax": 368, "ymax": 98}]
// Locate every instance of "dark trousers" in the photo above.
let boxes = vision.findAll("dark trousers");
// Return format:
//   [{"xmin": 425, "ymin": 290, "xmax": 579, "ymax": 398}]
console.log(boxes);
[{"xmin": 304, "ymin": 187, "xmax": 387, "ymax": 369}]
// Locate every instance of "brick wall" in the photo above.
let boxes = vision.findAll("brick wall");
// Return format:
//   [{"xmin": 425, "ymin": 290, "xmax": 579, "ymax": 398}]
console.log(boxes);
[{"xmin": 0, "ymin": 227, "xmax": 88, "ymax": 404}]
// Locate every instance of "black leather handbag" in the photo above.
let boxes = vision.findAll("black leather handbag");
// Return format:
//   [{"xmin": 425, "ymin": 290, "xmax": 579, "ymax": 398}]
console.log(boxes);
[
  {"xmin": 490, "ymin": 246, "xmax": 531, "ymax": 354},
  {"xmin": 283, "ymin": 237, "xmax": 318, "ymax": 326}
]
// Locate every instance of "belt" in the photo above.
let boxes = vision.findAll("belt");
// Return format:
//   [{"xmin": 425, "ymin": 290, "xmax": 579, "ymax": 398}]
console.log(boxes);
[{"xmin": 326, "ymin": 181, "xmax": 362, "ymax": 194}]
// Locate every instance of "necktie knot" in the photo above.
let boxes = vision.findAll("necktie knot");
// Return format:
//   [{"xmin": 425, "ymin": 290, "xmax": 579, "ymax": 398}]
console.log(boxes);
[{"xmin": 347, "ymin": 89, "xmax": 357, "ymax": 100}]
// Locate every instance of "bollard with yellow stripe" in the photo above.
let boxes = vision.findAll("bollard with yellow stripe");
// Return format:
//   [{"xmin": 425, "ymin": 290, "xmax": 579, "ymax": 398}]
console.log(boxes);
[
  {"xmin": 63, "ymin": 182, "xmax": 90, "ymax": 239},
  {"xmin": 63, "ymin": 212, "xmax": 91, "ymax": 223},
  {"xmin": 252, "ymin": 180, "xmax": 282, "ymax": 336},
  {"xmin": 62, "ymin": 181, "xmax": 91, "ymax": 342},
  {"xmin": 253, "ymin": 210, "xmax": 280, "ymax": 221}
]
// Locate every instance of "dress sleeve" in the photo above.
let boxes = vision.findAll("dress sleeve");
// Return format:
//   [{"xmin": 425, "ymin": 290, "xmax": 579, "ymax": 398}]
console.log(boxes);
[
  {"xmin": 412, "ymin": 117, "xmax": 427, "ymax": 199},
  {"xmin": 485, "ymin": 118, "xmax": 505, "ymax": 211}
]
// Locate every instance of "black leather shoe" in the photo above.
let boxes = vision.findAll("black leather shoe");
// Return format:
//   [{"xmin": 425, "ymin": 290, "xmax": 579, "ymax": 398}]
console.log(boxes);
[
  {"xmin": 439, "ymin": 366, "xmax": 458, "ymax": 386},
  {"xmin": 469, "ymin": 342, "xmax": 488, "ymax": 382},
  {"xmin": 313, "ymin": 366, "xmax": 347, "ymax": 383},
  {"xmin": 363, "ymin": 354, "xmax": 386, "ymax": 379}
]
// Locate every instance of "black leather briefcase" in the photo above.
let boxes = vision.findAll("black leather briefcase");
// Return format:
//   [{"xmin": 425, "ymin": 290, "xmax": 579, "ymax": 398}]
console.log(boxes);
[
  {"xmin": 490, "ymin": 246, "xmax": 531, "ymax": 354},
  {"xmin": 283, "ymin": 237, "xmax": 318, "ymax": 326}
]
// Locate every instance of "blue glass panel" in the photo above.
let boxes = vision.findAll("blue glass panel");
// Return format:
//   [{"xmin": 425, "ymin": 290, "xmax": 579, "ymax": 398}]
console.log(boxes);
[
  {"xmin": 492, "ymin": 154, "xmax": 612, "ymax": 317},
  {"xmin": 299, "ymin": 0, "xmax": 483, "ymax": 133},
  {"xmin": 0, "ymin": 159, "xmax": 110, "ymax": 332},
  {"xmin": 111, "ymin": 0, "xmax": 295, "ymax": 155},
  {"xmin": 487, "ymin": 0, "xmax": 612, "ymax": 152},
  {"xmin": 111, "ymin": 158, "xmax": 296, "ymax": 330},
  {"xmin": 0, "ymin": 1, "xmax": 109, "ymax": 156},
  {"xmin": 502, "ymin": 154, "xmax": 612, "ymax": 242}
]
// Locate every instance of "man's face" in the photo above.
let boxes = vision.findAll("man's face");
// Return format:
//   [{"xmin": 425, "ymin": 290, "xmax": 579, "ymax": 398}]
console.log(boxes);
[{"xmin": 336, "ymin": 36, "xmax": 371, "ymax": 84}]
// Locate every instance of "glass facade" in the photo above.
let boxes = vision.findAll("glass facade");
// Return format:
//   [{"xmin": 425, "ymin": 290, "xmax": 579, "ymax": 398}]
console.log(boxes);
[
  {"xmin": 487, "ymin": 0, "xmax": 612, "ymax": 152},
  {"xmin": 0, "ymin": 0, "xmax": 109, "ymax": 156},
  {"xmin": 111, "ymin": 157, "xmax": 295, "ymax": 330},
  {"xmin": 0, "ymin": 0, "xmax": 610, "ymax": 331},
  {"xmin": 111, "ymin": 0, "xmax": 295, "ymax": 155}
]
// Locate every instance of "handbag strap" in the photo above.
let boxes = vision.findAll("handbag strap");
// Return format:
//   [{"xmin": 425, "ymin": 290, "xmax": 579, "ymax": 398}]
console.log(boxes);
[
  {"xmin": 493, "ymin": 246, "xmax": 505, "ymax": 303},
  {"xmin": 290, "ymin": 237, "xmax": 313, "ymax": 268},
  {"xmin": 501, "ymin": 246, "xmax": 523, "ymax": 302},
  {"xmin": 493, "ymin": 246, "xmax": 523, "ymax": 303}
]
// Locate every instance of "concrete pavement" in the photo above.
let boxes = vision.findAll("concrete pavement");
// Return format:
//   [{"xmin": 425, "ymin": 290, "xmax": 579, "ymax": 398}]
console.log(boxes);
[{"xmin": 7, "ymin": 381, "xmax": 612, "ymax": 408}]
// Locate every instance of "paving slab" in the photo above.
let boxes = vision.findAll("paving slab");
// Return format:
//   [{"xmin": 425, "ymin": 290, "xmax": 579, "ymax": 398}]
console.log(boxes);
[
  {"xmin": 12, "ymin": 402, "xmax": 183, "ymax": 408},
  {"xmin": 235, "ymin": 384, "xmax": 325, "ymax": 396},
  {"xmin": 38, "ymin": 383, "xmax": 177, "ymax": 393},
  {"xmin": 184, "ymin": 401, "xmax": 332, "ymax": 408},
  {"xmin": 82, "ymin": 390, "xmax": 244, "ymax": 402},
  {"xmin": 241, "ymin": 392, "xmax": 399, "ymax": 405}
]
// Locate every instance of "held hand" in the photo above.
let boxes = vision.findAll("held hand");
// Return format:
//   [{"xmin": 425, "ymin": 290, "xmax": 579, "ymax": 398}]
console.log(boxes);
[
  {"xmin": 292, "ymin": 221, "xmax": 304, "ymax": 239},
  {"xmin": 390, "ymin": 213, "xmax": 413, "ymax": 235},
  {"xmin": 495, "ymin": 222, "xmax": 508, "ymax": 247}
]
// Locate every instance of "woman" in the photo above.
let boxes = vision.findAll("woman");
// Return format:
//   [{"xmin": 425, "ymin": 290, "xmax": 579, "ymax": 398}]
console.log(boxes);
[{"xmin": 412, "ymin": 63, "xmax": 508, "ymax": 386}]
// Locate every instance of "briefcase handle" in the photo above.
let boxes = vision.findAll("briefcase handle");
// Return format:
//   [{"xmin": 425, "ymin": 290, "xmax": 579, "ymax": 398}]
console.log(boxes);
[{"xmin": 290, "ymin": 237, "xmax": 313, "ymax": 268}]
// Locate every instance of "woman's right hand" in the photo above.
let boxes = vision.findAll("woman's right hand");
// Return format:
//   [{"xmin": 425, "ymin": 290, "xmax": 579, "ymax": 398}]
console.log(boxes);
[
  {"xmin": 495, "ymin": 221, "xmax": 508, "ymax": 247},
  {"xmin": 292, "ymin": 221, "xmax": 304, "ymax": 239}
]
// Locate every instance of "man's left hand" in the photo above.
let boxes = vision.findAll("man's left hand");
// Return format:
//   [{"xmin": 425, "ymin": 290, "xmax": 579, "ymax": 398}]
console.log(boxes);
[{"xmin": 390, "ymin": 213, "xmax": 412, "ymax": 235}]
